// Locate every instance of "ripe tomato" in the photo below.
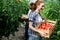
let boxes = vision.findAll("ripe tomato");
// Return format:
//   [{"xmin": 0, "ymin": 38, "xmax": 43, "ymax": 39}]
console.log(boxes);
[{"xmin": 38, "ymin": 23, "xmax": 54, "ymax": 30}]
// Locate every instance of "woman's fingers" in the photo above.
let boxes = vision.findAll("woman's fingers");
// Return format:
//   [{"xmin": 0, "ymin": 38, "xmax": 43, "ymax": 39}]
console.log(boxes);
[{"xmin": 39, "ymin": 31, "xmax": 48, "ymax": 37}]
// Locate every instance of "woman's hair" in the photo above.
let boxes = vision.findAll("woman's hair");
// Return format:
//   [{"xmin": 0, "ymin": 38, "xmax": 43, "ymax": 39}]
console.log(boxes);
[
  {"xmin": 30, "ymin": 0, "xmax": 44, "ymax": 10},
  {"xmin": 30, "ymin": 3, "xmax": 36, "ymax": 10},
  {"xmin": 35, "ymin": 0, "xmax": 44, "ymax": 8},
  {"xmin": 35, "ymin": 0, "xmax": 44, "ymax": 5}
]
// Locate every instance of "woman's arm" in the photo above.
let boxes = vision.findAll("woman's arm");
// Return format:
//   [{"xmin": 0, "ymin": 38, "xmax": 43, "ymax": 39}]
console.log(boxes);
[
  {"xmin": 29, "ymin": 21, "xmax": 46, "ymax": 37},
  {"xmin": 29, "ymin": 21, "xmax": 39, "ymax": 33}
]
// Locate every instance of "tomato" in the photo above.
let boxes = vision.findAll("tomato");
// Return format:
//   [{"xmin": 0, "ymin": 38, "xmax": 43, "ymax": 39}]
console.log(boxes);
[{"xmin": 38, "ymin": 23, "xmax": 54, "ymax": 30}]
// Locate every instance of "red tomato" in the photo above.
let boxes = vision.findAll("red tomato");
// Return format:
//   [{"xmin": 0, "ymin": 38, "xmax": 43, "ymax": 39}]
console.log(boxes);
[{"xmin": 38, "ymin": 23, "xmax": 54, "ymax": 30}]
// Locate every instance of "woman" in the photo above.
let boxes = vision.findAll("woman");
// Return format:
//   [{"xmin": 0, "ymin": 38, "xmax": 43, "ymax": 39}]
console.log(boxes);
[{"xmin": 28, "ymin": 0, "xmax": 46, "ymax": 40}]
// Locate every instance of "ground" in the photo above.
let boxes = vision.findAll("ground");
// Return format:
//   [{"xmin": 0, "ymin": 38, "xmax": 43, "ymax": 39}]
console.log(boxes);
[{"xmin": 1, "ymin": 26, "xmax": 25, "ymax": 40}]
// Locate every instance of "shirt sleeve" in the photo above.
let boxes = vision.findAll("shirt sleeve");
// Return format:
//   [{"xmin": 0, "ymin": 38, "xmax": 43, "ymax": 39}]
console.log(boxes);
[
  {"xmin": 29, "ymin": 13, "xmax": 34, "ymax": 22},
  {"xmin": 29, "ymin": 11, "xmax": 38, "ymax": 22}
]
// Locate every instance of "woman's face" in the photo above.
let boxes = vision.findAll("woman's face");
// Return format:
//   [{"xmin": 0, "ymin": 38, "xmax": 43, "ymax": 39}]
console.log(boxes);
[{"xmin": 37, "ymin": 3, "xmax": 44, "ymax": 11}]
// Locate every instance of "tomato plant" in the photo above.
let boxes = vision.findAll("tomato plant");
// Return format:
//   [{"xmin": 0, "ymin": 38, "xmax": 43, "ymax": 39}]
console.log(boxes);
[
  {"xmin": 42, "ymin": 0, "xmax": 60, "ymax": 40},
  {"xmin": 0, "ymin": 0, "xmax": 29, "ymax": 38}
]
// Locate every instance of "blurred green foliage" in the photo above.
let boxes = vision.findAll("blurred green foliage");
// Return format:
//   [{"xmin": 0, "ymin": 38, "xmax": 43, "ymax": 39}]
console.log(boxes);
[
  {"xmin": 0, "ymin": 0, "xmax": 29, "ymax": 38},
  {"xmin": 0, "ymin": 0, "xmax": 60, "ymax": 40},
  {"xmin": 42, "ymin": 0, "xmax": 60, "ymax": 40}
]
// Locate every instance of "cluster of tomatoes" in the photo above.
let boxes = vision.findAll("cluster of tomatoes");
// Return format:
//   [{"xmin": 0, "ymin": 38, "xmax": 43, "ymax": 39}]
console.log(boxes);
[{"xmin": 38, "ymin": 23, "xmax": 54, "ymax": 31}]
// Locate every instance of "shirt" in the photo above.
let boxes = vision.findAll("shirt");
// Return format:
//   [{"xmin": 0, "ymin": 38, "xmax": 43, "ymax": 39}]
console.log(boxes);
[{"xmin": 28, "ymin": 10, "xmax": 44, "ymax": 37}]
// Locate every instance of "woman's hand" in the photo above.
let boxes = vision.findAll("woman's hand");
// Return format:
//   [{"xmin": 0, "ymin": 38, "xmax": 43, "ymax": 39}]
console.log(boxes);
[
  {"xmin": 37, "ymin": 30, "xmax": 48, "ymax": 37},
  {"xmin": 44, "ymin": 17, "xmax": 47, "ymax": 23}
]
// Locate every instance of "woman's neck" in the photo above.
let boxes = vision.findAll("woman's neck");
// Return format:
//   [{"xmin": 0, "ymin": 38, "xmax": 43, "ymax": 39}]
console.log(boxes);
[
  {"xmin": 31, "ymin": 9, "xmax": 35, "ymax": 12},
  {"xmin": 36, "ymin": 9, "xmax": 40, "ymax": 13}
]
